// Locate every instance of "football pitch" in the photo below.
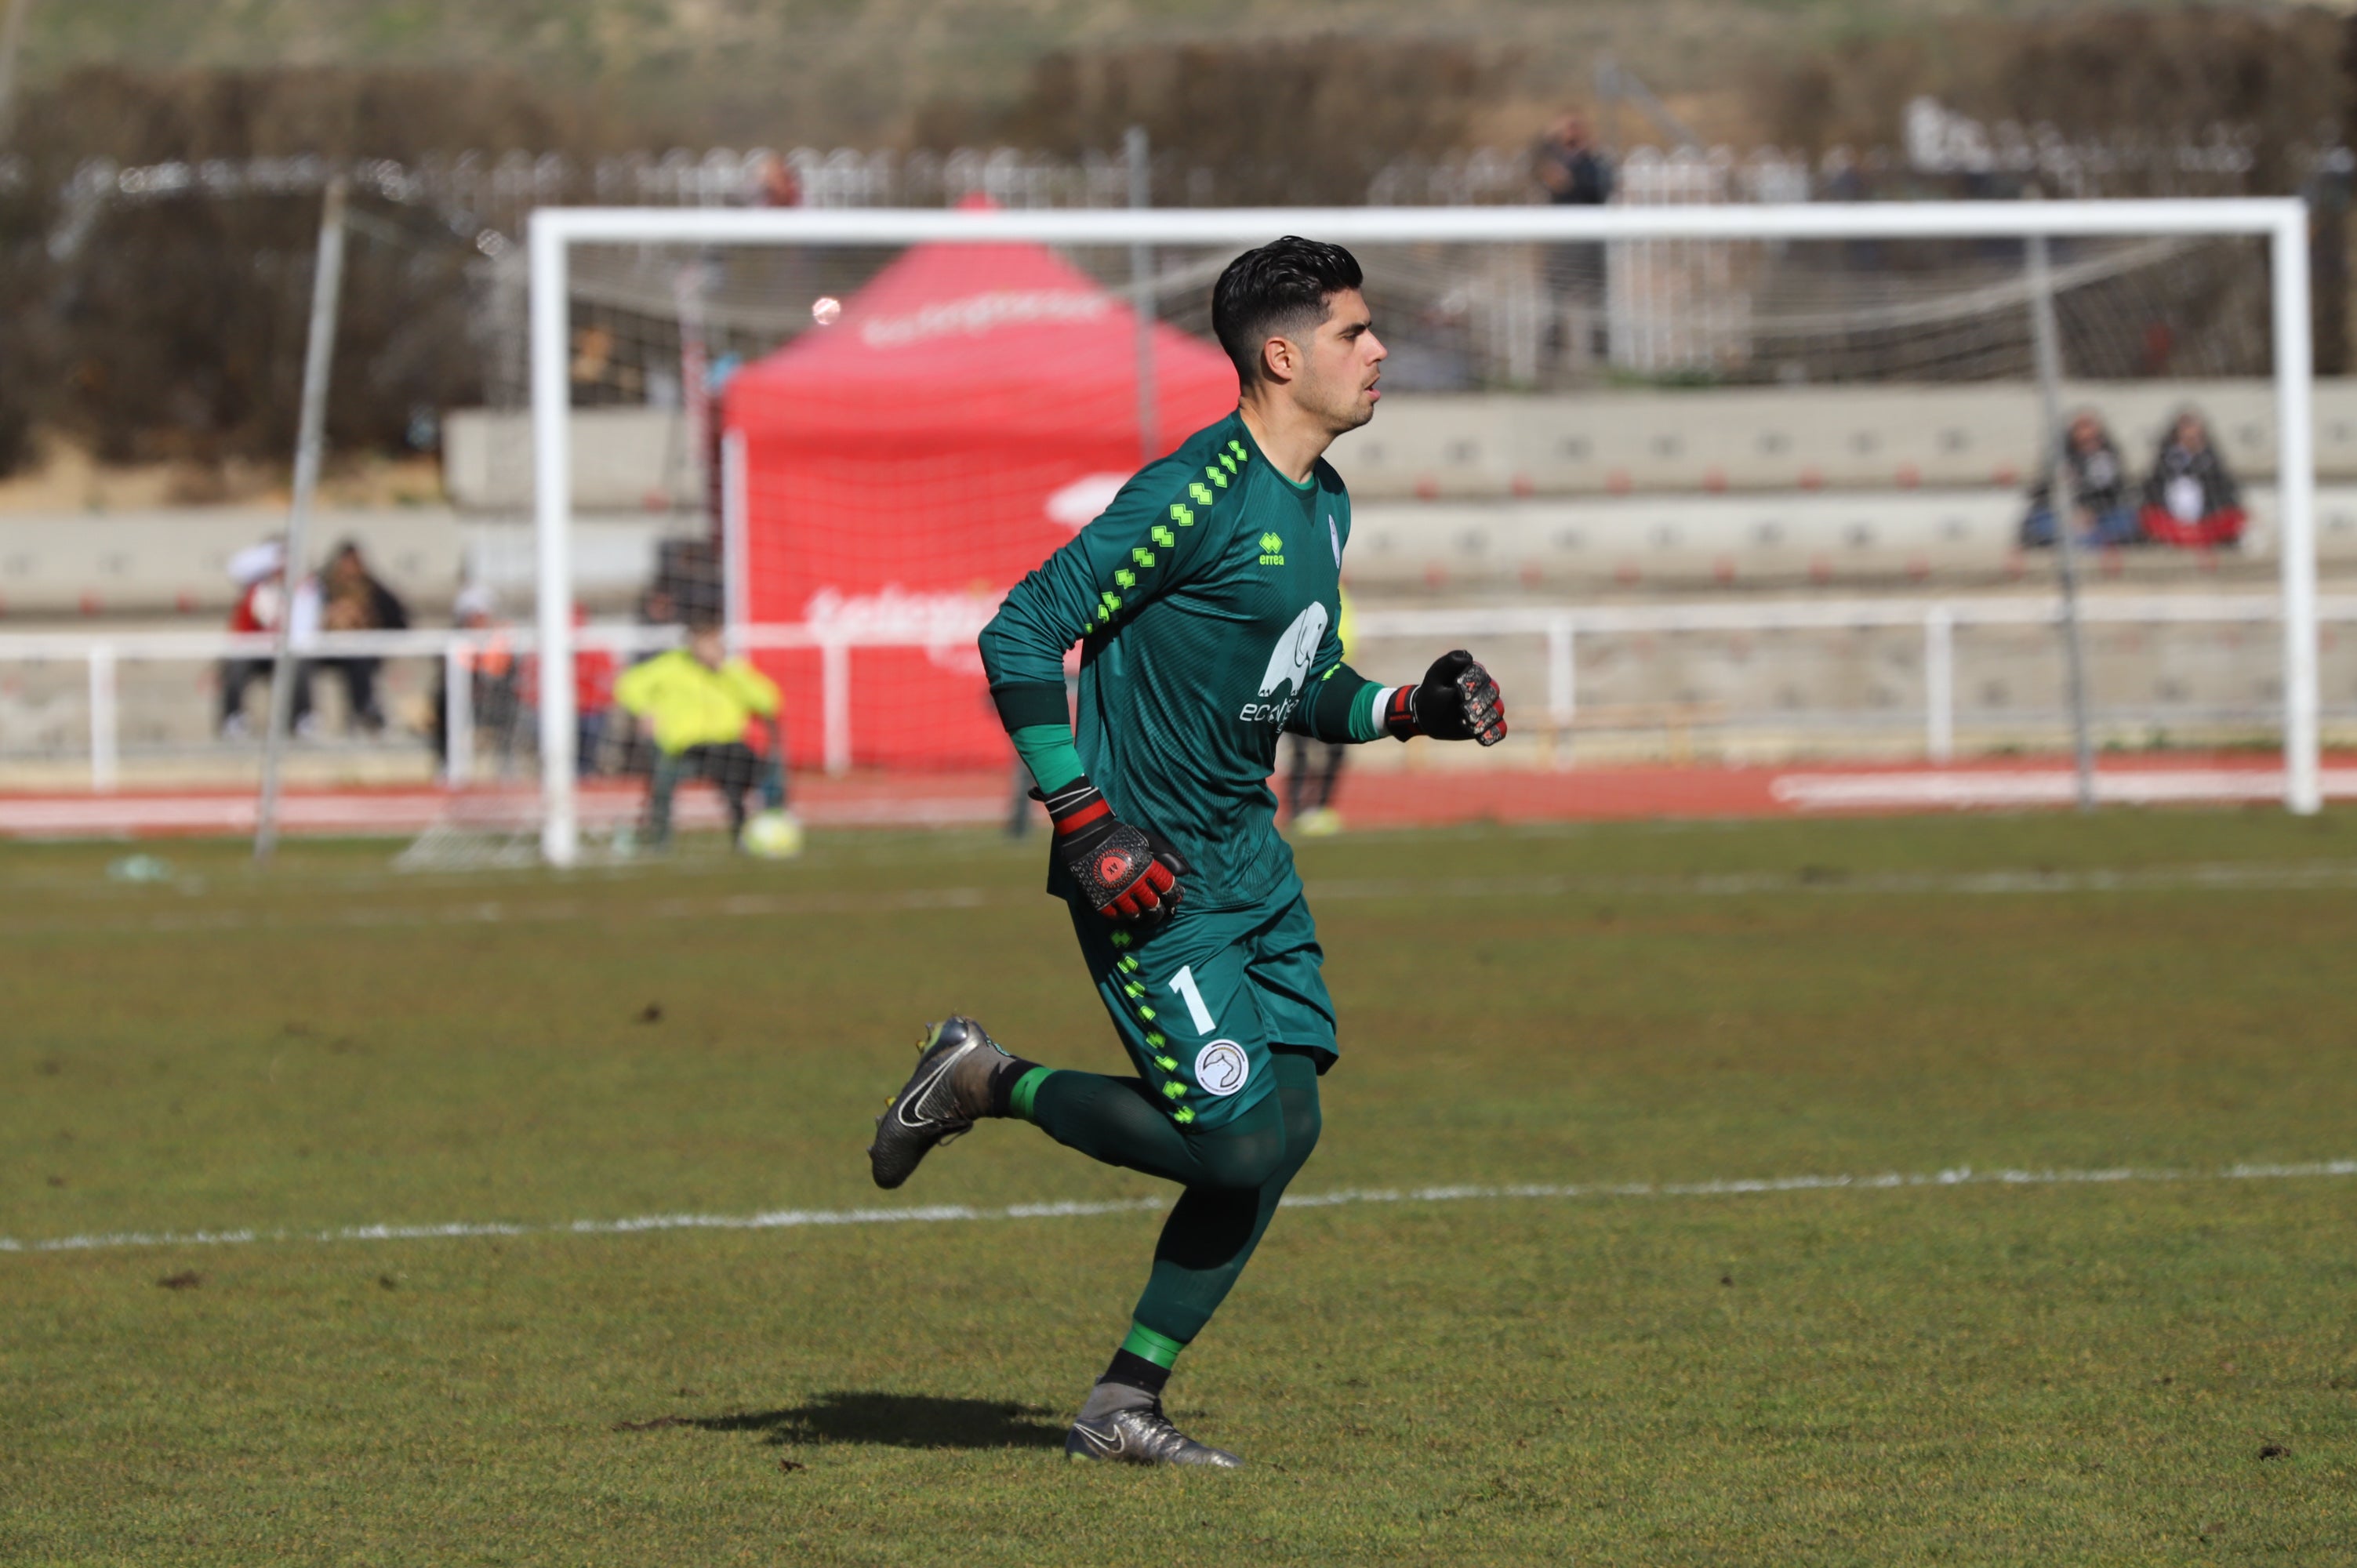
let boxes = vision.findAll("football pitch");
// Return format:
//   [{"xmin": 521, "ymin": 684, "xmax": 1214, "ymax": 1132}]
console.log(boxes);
[{"xmin": 4, "ymin": 810, "xmax": 2353, "ymax": 1566}]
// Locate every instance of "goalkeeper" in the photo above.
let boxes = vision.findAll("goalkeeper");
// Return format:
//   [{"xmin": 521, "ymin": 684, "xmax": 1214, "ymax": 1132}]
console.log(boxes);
[{"xmin": 866, "ymin": 238, "xmax": 1507, "ymax": 1468}]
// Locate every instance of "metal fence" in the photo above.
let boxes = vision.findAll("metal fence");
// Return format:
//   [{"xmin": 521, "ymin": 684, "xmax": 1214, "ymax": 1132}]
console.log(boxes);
[{"xmin": 4, "ymin": 593, "xmax": 2350, "ymax": 794}]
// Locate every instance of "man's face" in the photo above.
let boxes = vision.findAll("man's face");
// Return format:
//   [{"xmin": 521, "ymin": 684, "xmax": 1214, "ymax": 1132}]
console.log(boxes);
[
  {"xmin": 688, "ymin": 628, "xmax": 725, "ymax": 666},
  {"xmin": 1280, "ymin": 287, "xmax": 1386, "ymax": 434},
  {"xmin": 1557, "ymin": 114, "xmax": 1588, "ymax": 150}
]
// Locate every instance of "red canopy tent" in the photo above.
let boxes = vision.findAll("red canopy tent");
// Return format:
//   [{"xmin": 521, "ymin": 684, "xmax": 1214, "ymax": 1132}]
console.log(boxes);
[{"xmin": 725, "ymin": 235, "xmax": 1238, "ymax": 770}]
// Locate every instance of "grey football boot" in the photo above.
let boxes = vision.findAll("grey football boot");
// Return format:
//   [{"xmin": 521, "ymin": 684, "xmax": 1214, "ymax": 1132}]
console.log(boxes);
[
  {"xmin": 1064, "ymin": 1382, "xmax": 1244, "ymax": 1468},
  {"xmin": 866, "ymin": 1016, "xmax": 1008, "ymax": 1189}
]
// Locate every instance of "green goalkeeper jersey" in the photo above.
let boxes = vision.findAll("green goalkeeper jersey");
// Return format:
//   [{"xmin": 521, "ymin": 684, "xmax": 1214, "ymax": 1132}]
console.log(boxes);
[{"xmin": 981, "ymin": 411, "xmax": 1371, "ymax": 912}]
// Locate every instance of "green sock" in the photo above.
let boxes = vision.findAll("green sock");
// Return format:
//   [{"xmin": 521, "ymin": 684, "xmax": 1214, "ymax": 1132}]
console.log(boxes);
[
  {"xmin": 1119, "ymin": 1321, "xmax": 1186, "ymax": 1369},
  {"xmin": 1101, "ymin": 1321, "xmax": 1184, "ymax": 1394},
  {"xmin": 1008, "ymin": 1066, "xmax": 1053, "ymax": 1122}
]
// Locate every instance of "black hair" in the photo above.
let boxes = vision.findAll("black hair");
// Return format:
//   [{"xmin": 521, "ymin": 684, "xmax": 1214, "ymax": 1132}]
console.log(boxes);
[{"xmin": 1211, "ymin": 237, "xmax": 1364, "ymax": 387}]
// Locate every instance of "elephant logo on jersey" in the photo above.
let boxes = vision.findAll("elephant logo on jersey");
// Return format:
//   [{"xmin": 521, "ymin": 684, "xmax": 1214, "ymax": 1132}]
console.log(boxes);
[{"xmin": 1239, "ymin": 601, "xmax": 1328, "ymax": 725}]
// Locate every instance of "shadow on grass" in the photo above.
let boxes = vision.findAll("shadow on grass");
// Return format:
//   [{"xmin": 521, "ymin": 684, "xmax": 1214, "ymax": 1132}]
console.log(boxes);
[{"xmin": 680, "ymin": 1391, "xmax": 1066, "ymax": 1450}]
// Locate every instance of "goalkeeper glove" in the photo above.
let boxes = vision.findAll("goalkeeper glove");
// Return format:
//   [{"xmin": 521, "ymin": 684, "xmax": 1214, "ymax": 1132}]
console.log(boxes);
[
  {"xmin": 1385, "ymin": 649, "xmax": 1509, "ymax": 746},
  {"xmin": 1038, "ymin": 779, "xmax": 1186, "ymax": 926}
]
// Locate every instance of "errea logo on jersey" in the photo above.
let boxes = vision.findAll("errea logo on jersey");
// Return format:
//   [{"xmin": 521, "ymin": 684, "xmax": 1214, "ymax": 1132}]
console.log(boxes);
[
  {"xmin": 1239, "ymin": 601, "xmax": 1327, "ymax": 725},
  {"xmin": 1257, "ymin": 532, "xmax": 1284, "ymax": 566}
]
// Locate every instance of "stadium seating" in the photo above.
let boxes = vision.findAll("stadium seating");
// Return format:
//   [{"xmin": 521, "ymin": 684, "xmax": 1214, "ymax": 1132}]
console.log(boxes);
[{"xmin": 12, "ymin": 383, "xmax": 2352, "ymax": 619}]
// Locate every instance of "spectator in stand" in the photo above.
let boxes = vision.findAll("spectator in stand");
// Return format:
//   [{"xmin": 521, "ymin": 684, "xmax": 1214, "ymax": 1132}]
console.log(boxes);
[
  {"xmin": 219, "ymin": 539, "xmax": 320, "ymax": 738},
  {"xmin": 307, "ymin": 540, "xmax": 409, "ymax": 734},
  {"xmin": 1534, "ymin": 111, "xmax": 1613, "ymax": 371},
  {"xmin": 613, "ymin": 615, "xmax": 790, "ymax": 849},
  {"xmin": 753, "ymin": 152, "xmax": 803, "ymax": 209},
  {"xmin": 220, "ymin": 539, "xmax": 285, "ymax": 738},
  {"xmin": 633, "ymin": 583, "xmax": 679, "ymax": 664},
  {"xmin": 2021, "ymin": 411, "xmax": 2143, "ymax": 549},
  {"xmin": 2139, "ymin": 410, "xmax": 2246, "ymax": 548},
  {"xmin": 1535, "ymin": 112, "xmax": 1613, "ymax": 207},
  {"xmin": 432, "ymin": 584, "xmax": 518, "ymax": 780},
  {"xmin": 572, "ymin": 604, "xmax": 619, "ymax": 775}
]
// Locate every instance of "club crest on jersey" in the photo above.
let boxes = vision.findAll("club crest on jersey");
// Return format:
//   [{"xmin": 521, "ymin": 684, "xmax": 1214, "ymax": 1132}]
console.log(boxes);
[
  {"xmin": 1194, "ymin": 1040, "xmax": 1251, "ymax": 1097},
  {"xmin": 1329, "ymin": 514, "xmax": 1342, "ymax": 566},
  {"xmin": 1238, "ymin": 601, "xmax": 1327, "ymax": 726}
]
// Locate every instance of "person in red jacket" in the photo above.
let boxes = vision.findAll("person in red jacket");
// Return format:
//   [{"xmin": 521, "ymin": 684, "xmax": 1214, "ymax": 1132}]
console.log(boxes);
[
  {"xmin": 219, "ymin": 540, "xmax": 313, "ymax": 738},
  {"xmin": 2138, "ymin": 410, "xmax": 2246, "ymax": 548}
]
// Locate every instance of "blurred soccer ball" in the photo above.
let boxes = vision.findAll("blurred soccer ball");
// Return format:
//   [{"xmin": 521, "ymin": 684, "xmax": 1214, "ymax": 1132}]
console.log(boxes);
[
  {"xmin": 743, "ymin": 809, "xmax": 805, "ymax": 860},
  {"xmin": 812, "ymin": 296, "xmax": 842, "ymax": 327}
]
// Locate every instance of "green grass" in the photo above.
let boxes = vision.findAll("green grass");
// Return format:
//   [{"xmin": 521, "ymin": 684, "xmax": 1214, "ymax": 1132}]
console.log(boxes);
[{"xmin": 4, "ymin": 811, "xmax": 2355, "ymax": 1565}]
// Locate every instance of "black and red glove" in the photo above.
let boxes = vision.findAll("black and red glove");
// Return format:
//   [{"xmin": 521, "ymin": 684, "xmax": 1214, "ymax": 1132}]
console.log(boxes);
[
  {"xmin": 1038, "ymin": 779, "xmax": 1186, "ymax": 925},
  {"xmin": 1385, "ymin": 649, "xmax": 1508, "ymax": 746}
]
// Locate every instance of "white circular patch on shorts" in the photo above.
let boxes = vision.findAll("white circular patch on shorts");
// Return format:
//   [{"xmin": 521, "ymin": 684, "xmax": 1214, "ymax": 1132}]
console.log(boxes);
[{"xmin": 1193, "ymin": 1040, "xmax": 1251, "ymax": 1098}]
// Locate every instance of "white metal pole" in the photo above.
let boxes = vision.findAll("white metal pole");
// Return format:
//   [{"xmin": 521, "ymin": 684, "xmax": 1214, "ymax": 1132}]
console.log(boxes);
[
  {"xmin": 531, "ymin": 212, "xmax": 579, "ymax": 863},
  {"xmin": 1923, "ymin": 606, "xmax": 1954, "ymax": 764},
  {"xmin": 255, "ymin": 176, "xmax": 348, "ymax": 862},
  {"xmin": 673, "ymin": 260, "xmax": 713, "ymax": 528},
  {"xmin": 512, "ymin": 199, "xmax": 2309, "ymax": 249},
  {"xmin": 721, "ymin": 429, "xmax": 750, "ymax": 637},
  {"xmin": 444, "ymin": 641, "xmax": 473, "ymax": 788},
  {"xmin": 1127, "ymin": 127, "xmax": 1159, "ymax": 464},
  {"xmin": 2272, "ymin": 205, "xmax": 2322, "ymax": 814},
  {"xmin": 820, "ymin": 640, "xmax": 851, "ymax": 775},
  {"xmin": 1546, "ymin": 614, "xmax": 1576, "ymax": 768},
  {"xmin": 2027, "ymin": 234, "xmax": 2097, "ymax": 811},
  {"xmin": 87, "ymin": 644, "xmax": 116, "ymax": 792}
]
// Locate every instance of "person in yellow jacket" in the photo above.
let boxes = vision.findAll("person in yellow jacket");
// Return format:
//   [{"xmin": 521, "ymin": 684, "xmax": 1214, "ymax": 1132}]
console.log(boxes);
[{"xmin": 614, "ymin": 618, "xmax": 790, "ymax": 850}]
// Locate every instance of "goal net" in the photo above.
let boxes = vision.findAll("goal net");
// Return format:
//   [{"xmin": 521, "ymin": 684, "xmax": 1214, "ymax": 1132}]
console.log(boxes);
[{"xmin": 500, "ymin": 201, "xmax": 2323, "ymax": 863}]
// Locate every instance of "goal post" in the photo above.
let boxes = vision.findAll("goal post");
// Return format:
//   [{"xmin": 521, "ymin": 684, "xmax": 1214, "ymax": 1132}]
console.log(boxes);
[{"xmin": 528, "ymin": 198, "xmax": 2320, "ymax": 866}]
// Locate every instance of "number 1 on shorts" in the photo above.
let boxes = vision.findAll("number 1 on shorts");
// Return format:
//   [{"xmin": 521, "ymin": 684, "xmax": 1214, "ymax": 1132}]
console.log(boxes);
[{"xmin": 1168, "ymin": 965, "xmax": 1217, "ymax": 1035}]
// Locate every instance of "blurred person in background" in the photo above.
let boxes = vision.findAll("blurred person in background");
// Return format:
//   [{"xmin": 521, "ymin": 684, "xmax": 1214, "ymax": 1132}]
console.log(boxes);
[
  {"xmin": 432, "ymin": 584, "xmax": 517, "ymax": 781},
  {"xmin": 753, "ymin": 151, "xmax": 803, "ymax": 209},
  {"xmin": 219, "ymin": 539, "xmax": 320, "ymax": 739},
  {"xmin": 572, "ymin": 603, "xmax": 619, "ymax": 775},
  {"xmin": 2138, "ymin": 409, "xmax": 2246, "ymax": 548},
  {"xmin": 1535, "ymin": 111, "xmax": 1612, "ymax": 207},
  {"xmin": 612, "ymin": 615, "xmax": 788, "ymax": 849},
  {"xmin": 1286, "ymin": 584, "xmax": 1357, "ymax": 837},
  {"xmin": 306, "ymin": 540, "xmax": 409, "ymax": 735},
  {"xmin": 1534, "ymin": 111, "xmax": 1613, "ymax": 371},
  {"xmin": 2021, "ymin": 410, "xmax": 2143, "ymax": 550},
  {"xmin": 633, "ymin": 583, "xmax": 679, "ymax": 664}
]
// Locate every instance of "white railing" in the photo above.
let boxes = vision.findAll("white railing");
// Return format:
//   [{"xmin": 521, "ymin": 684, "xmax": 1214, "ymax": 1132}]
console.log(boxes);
[
  {"xmin": 6, "ymin": 591, "xmax": 2353, "ymax": 793},
  {"xmin": 1364, "ymin": 594, "xmax": 2357, "ymax": 764}
]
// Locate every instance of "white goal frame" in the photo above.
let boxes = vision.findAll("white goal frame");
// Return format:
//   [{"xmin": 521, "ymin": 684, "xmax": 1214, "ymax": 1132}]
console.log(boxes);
[{"xmin": 529, "ymin": 199, "xmax": 2319, "ymax": 866}]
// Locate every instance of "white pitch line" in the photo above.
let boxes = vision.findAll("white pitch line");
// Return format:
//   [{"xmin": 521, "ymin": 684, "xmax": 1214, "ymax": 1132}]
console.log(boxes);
[{"xmin": 6, "ymin": 1160, "xmax": 2352, "ymax": 1259}]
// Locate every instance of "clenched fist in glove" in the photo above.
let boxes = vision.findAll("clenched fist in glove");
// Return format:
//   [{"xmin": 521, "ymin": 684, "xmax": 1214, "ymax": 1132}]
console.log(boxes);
[
  {"xmin": 1384, "ymin": 649, "xmax": 1509, "ymax": 746},
  {"xmin": 1039, "ymin": 779, "xmax": 1187, "ymax": 926}
]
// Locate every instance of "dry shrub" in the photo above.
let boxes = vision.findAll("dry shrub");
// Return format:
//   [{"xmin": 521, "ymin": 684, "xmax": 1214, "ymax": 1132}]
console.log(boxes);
[
  {"xmin": 4, "ymin": 65, "xmax": 625, "ymax": 473},
  {"xmin": 1760, "ymin": 7, "xmax": 2344, "ymax": 193},
  {"xmin": 916, "ymin": 36, "xmax": 1507, "ymax": 206}
]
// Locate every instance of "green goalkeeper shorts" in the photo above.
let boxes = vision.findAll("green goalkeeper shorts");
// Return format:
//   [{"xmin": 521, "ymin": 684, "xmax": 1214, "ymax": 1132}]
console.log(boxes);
[{"xmin": 1065, "ymin": 873, "xmax": 1336, "ymax": 1133}]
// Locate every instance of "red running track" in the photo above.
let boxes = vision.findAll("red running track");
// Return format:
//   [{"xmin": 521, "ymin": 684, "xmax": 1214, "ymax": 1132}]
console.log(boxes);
[{"xmin": 0, "ymin": 753, "xmax": 2351, "ymax": 840}]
